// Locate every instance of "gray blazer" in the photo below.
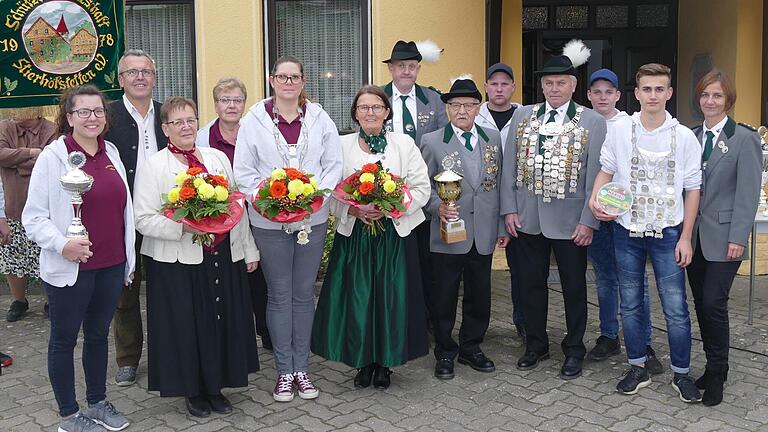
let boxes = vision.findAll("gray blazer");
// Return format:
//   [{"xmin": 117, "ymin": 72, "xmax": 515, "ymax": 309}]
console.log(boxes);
[
  {"xmin": 383, "ymin": 82, "xmax": 449, "ymax": 150},
  {"xmin": 691, "ymin": 117, "xmax": 762, "ymax": 261},
  {"xmin": 421, "ymin": 124, "xmax": 506, "ymax": 255},
  {"xmin": 499, "ymin": 101, "xmax": 605, "ymax": 240}
]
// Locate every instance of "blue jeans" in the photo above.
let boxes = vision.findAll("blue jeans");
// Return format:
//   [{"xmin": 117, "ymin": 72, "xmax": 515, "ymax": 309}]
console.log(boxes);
[
  {"xmin": 45, "ymin": 263, "xmax": 125, "ymax": 417},
  {"xmin": 505, "ymin": 240, "xmax": 525, "ymax": 326},
  {"xmin": 588, "ymin": 222, "xmax": 652, "ymax": 343},
  {"xmin": 613, "ymin": 225, "xmax": 691, "ymax": 374}
]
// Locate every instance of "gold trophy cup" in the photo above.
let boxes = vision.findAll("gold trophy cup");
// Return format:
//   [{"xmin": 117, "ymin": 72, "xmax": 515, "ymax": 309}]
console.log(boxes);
[
  {"xmin": 434, "ymin": 167, "xmax": 467, "ymax": 244},
  {"xmin": 59, "ymin": 151, "xmax": 94, "ymax": 239}
]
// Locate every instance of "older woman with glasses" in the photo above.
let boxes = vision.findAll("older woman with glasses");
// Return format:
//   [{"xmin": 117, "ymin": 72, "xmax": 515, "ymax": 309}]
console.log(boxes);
[
  {"xmin": 311, "ymin": 85, "xmax": 430, "ymax": 389},
  {"xmin": 133, "ymin": 97, "xmax": 260, "ymax": 417},
  {"xmin": 198, "ymin": 77, "xmax": 272, "ymax": 351},
  {"xmin": 234, "ymin": 56, "xmax": 342, "ymax": 402},
  {"xmin": 23, "ymin": 84, "xmax": 134, "ymax": 432},
  {"xmin": 686, "ymin": 70, "xmax": 762, "ymax": 406}
]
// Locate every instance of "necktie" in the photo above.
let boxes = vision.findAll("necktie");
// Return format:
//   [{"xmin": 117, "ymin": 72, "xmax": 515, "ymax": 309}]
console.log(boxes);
[
  {"xmin": 400, "ymin": 95, "xmax": 416, "ymax": 139},
  {"xmin": 702, "ymin": 130, "xmax": 714, "ymax": 162},
  {"xmin": 462, "ymin": 131, "xmax": 473, "ymax": 151},
  {"xmin": 539, "ymin": 110, "xmax": 558, "ymax": 155}
]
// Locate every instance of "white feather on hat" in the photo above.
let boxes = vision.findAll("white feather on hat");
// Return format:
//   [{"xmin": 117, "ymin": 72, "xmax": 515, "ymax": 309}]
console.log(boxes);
[
  {"xmin": 416, "ymin": 40, "xmax": 443, "ymax": 63},
  {"xmin": 562, "ymin": 39, "xmax": 591, "ymax": 68},
  {"xmin": 450, "ymin": 74, "xmax": 473, "ymax": 84}
]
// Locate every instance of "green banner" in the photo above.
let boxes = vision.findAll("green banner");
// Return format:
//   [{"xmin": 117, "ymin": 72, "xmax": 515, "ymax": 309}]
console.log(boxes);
[{"xmin": 0, "ymin": 0, "xmax": 124, "ymax": 108}]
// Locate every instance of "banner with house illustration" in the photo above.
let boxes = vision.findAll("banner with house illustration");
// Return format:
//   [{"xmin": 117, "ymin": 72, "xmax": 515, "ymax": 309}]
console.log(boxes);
[{"xmin": 0, "ymin": 0, "xmax": 124, "ymax": 108}]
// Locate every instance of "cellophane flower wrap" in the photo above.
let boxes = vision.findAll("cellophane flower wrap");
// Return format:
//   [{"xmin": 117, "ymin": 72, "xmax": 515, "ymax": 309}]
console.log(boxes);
[
  {"xmin": 252, "ymin": 168, "xmax": 329, "ymax": 223},
  {"xmin": 161, "ymin": 167, "xmax": 245, "ymax": 246},
  {"xmin": 333, "ymin": 161, "xmax": 412, "ymax": 235}
]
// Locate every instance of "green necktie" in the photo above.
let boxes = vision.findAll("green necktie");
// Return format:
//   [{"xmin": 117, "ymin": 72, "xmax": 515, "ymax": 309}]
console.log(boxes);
[
  {"xmin": 702, "ymin": 130, "xmax": 714, "ymax": 162},
  {"xmin": 539, "ymin": 109, "xmax": 558, "ymax": 154},
  {"xmin": 462, "ymin": 131, "xmax": 473, "ymax": 151},
  {"xmin": 400, "ymin": 95, "xmax": 416, "ymax": 139}
]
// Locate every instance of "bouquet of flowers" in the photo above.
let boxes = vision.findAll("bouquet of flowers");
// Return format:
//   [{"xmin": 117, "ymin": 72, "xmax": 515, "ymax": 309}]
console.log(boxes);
[
  {"xmin": 334, "ymin": 161, "xmax": 412, "ymax": 235},
  {"xmin": 162, "ymin": 167, "xmax": 246, "ymax": 246},
  {"xmin": 253, "ymin": 167, "xmax": 329, "ymax": 244}
]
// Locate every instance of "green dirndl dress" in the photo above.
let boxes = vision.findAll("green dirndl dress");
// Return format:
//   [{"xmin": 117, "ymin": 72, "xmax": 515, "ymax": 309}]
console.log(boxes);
[{"xmin": 311, "ymin": 218, "xmax": 428, "ymax": 368}]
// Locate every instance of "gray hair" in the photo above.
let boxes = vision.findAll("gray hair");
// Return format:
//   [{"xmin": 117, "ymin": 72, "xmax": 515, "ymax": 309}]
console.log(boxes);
[
  {"xmin": 213, "ymin": 77, "xmax": 248, "ymax": 101},
  {"xmin": 118, "ymin": 49, "xmax": 156, "ymax": 73}
]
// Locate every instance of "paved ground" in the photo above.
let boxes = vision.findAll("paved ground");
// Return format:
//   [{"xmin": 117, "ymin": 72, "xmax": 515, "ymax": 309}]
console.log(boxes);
[{"xmin": 1, "ymin": 268, "xmax": 768, "ymax": 432}]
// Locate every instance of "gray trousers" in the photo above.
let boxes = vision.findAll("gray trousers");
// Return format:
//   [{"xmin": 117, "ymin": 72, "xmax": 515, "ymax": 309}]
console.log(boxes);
[{"xmin": 251, "ymin": 224, "xmax": 327, "ymax": 375}]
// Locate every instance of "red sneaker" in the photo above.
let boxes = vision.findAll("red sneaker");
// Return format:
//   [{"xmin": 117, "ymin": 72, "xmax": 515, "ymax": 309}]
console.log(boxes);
[
  {"xmin": 273, "ymin": 374, "xmax": 294, "ymax": 402},
  {"xmin": 0, "ymin": 352, "xmax": 12, "ymax": 367},
  {"xmin": 293, "ymin": 372, "xmax": 319, "ymax": 399}
]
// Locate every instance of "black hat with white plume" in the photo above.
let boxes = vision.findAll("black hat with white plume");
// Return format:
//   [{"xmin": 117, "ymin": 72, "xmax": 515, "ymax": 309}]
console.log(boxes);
[{"xmin": 535, "ymin": 39, "xmax": 591, "ymax": 77}]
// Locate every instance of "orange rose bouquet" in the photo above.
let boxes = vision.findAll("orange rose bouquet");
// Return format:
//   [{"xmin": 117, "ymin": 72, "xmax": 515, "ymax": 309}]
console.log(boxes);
[
  {"xmin": 161, "ymin": 167, "xmax": 246, "ymax": 246},
  {"xmin": 253, "ymin": 167, "xmax": 329, "ymax": 244},
  {"xmin": 333, "ymin": 161, "xmax": 412, "ymax": 235}
]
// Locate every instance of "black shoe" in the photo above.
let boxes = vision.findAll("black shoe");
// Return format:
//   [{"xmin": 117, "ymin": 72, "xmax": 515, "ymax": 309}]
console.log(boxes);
[
  {"xmin": 207, "ymin": 393, "xmax": 232, "ymax": 414},
  {"xmin": 457, "ymin": 351, "xmax": 495, "ymax": 373},
  {"xmin": 6, "ymin": 300, "xmax": 28, "ymax": 322},
  {"xmin": 587, "ymin": 336, "xmax": 621, "ymax": 361},
  {"xmin": 617, "ymin": 365, "xmax": 651, "ymax": 395},
  {"xmin": 645, "ymin": 346, "xmax": 664, "ymax": 375},
  {"xmin": 702, "ymin": 370, "xmax": 725, "ymax": 406},
  {"xmin": 185, "ymin": 396, "xmax": 212, "ymax": 417},
  {"xmin": 372, "ymin": 365, "xmax": 392, "ymax": 389},
  {"xmin": 695, "ymin": 369, "xmax": 710, "ymax": 390},
  {"xmin": 434, "ymin": 358, "xmax": 454, "ymax": 380},
  {"xmin": 515, "ymin": 324, "xmax": 527, "ymax": 343},
  {"xmin": 43, "ymin": 302, "xmax": 49, "ymax": 319},
  {"xmin": 516, "ymin": 351, "xmax": 550, "ymax": 371},
  {"xmin": 559, "ymin": 356, "xmax": 583, "ymax": 380},
  {"xmin": 354, "ymin": 364, "xmax": 375, "ymax": 388},
  {"xmin": 672, "ymin": 373, "xmax": 702, "ymax": 403}
]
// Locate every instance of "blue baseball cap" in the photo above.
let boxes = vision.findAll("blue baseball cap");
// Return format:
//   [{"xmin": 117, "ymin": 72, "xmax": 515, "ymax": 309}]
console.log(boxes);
[{"xmin": 589, "ymin": 68, "xmax": 619, "ymax": 88}]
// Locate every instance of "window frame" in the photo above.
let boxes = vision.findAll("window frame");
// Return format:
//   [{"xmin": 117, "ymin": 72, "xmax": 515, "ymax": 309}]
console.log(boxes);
[
  {"xmin": 124, "ymin": 0, "xmax": 198, "ymax": 103},
  {"xmin": 264, "ymin": 0, "xmax": 371, "ymax": 131}
]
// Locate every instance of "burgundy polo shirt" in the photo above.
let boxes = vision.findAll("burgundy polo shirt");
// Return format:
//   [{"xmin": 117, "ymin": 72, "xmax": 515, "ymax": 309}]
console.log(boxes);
[
  {"xmin": 64, "ymin": 134, "xmax": 127, "ymax": 271},
  {"xmin": 208, "ymin": 119, "xmax": 235, "ymax": 166},
  {"xmin": 264, "ymin": 99, "xmax": 304, "ymax": 145}
]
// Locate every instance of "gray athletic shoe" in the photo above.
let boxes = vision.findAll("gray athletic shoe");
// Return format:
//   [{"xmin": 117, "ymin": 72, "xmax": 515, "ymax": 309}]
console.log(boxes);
[
  {"xmin": 57, "ymin": 413, "xmax": 106, "ymax": 432},
  {"xmin": 83, "ymin": 401, "xmax": 130, "ymax": 431},
  {"xmin": 114, "ymin": 366, "xmax": 136, "ymax": 386}
]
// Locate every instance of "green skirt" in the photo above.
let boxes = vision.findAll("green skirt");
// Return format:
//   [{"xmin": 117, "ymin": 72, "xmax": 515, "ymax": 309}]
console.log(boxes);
[{"xmin": 311, "ymin": 219, "xmax": 428, "ymax": 368}]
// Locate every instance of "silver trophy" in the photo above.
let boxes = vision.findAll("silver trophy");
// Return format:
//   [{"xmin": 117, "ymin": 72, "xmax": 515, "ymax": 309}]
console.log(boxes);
[
  {"xmin": 59, "ymin": 151, "xmax": 94, "ymax": 239},
  {"xmin": 759, "ymin": 126, "xmax": 768, "ymax": 216}
]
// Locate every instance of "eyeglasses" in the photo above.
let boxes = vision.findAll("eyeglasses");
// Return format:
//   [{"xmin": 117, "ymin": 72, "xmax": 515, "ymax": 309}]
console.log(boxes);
[
  {"xmin": 216, "ymin": 97, "xmax": 245, "ymax": 105},
  {"xmin": 70, "ymin": 108, "xmax": 106, "ymax": 118},
  {"xmin": 393, "ymin": 63, "xmax": 418, "ymax": 72},
  {"xmin": 164, "ymin": 118, "xmax": 198, "ymax": 128},
  {"xmin": 120, "ymin": 68, "xmax": 156, "ymax": 78},
  {"xmin": 356, "ymin": 104, "xmax": 387, "ymax": 114},
  {"xmin": 447, "ymin": 102, "xmax": 480, "ymax": 111},
  {"xmin": 272, "ymin": 74, "xmax": 303, "ymax": 84}
]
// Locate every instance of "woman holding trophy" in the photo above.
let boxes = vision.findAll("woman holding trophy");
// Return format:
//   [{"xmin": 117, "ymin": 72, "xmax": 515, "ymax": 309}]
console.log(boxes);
[
  {"xmin": 686, "ymin": 70, "xmax": 763, "ymax": 406},
  {"xmin": 311, "ymin": 85, "xmax": 430, "ymax": 389},
  {"xmin": 22, "ymin": 85, "xmax": 134, "ymax": 432}
]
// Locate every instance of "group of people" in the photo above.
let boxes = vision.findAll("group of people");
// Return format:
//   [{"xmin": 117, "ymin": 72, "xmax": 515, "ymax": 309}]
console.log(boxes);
[{"xmin": 0, "ymin": 36, "xmax": 762, "ymax": 431}]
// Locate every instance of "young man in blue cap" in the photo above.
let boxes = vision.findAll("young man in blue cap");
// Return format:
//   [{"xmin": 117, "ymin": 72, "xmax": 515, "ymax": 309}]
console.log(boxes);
[
  {"xmin": 475, "ymin": 63, "xmax": 526, "ymax": 342},
  {"xmin": 585, "ymin": 69, "xmax": 662, "ymax": 375}
]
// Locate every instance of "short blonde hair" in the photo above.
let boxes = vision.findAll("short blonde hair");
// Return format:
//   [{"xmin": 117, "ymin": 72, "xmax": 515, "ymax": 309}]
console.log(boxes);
[
  {"xmin": 635, "ymin": 63, "xmax": 672, "ymax": 86},
  {"xmin": 212, "ymin": 77, "xmax": 247, "ymax": 101}
]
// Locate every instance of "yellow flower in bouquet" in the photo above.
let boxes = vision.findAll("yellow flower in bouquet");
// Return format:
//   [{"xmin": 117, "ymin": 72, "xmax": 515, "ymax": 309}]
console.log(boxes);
[
  {"xmin": 175, "ymin": 172, "xmax": 191, "ymax": 186},
  {"xmin": 310, "ymin": 177, "xmax": 318, "ymax": 188},
  {"xmin": 359, "ymin": 172, "xmax": 375, "ymax": 183},
  {"xmin": 303, "ymin": 183, "xmax": 315, "ymax": 195},
  {"xmin": 271, "ymin": 168, "xmax": 287, "ymax": 180},
  {"xmin": 193, "ymin": 177, "xmax": 205, "ymax": 188},
  {"xmin": 288, "ymin": 179, "xmax": 305, "ymax": 196},
  {"xmin": 198, "ymin": 182, "xmax": 216, "ymax": 200},
  {"xmin": 383, "ymin": 179, "xmax": 397, "ymax": 193},
  {"xmin": 214, "ymin": 185, "xmax": 229, "ymax": 202},
  {"xmin": 168, "ymin": 187, "xmax": 181, "ymax": 203}
]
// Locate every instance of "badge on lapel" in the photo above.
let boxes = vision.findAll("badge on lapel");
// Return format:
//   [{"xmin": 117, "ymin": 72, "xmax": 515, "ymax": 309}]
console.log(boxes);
[
  {"xmin": 717, "ymin": 140, "xmax": 729, "ymax": 154},
  {"xmin": 417, "ymin": 111, "xmax": 433, "ymax": 127},
  {"xmin": 441, "ymin": 151, "xmax": 464, "ymax": 176},
  {"xmin": 481, "ymin": 145, "xmax": 499, "ymax": 191}
]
